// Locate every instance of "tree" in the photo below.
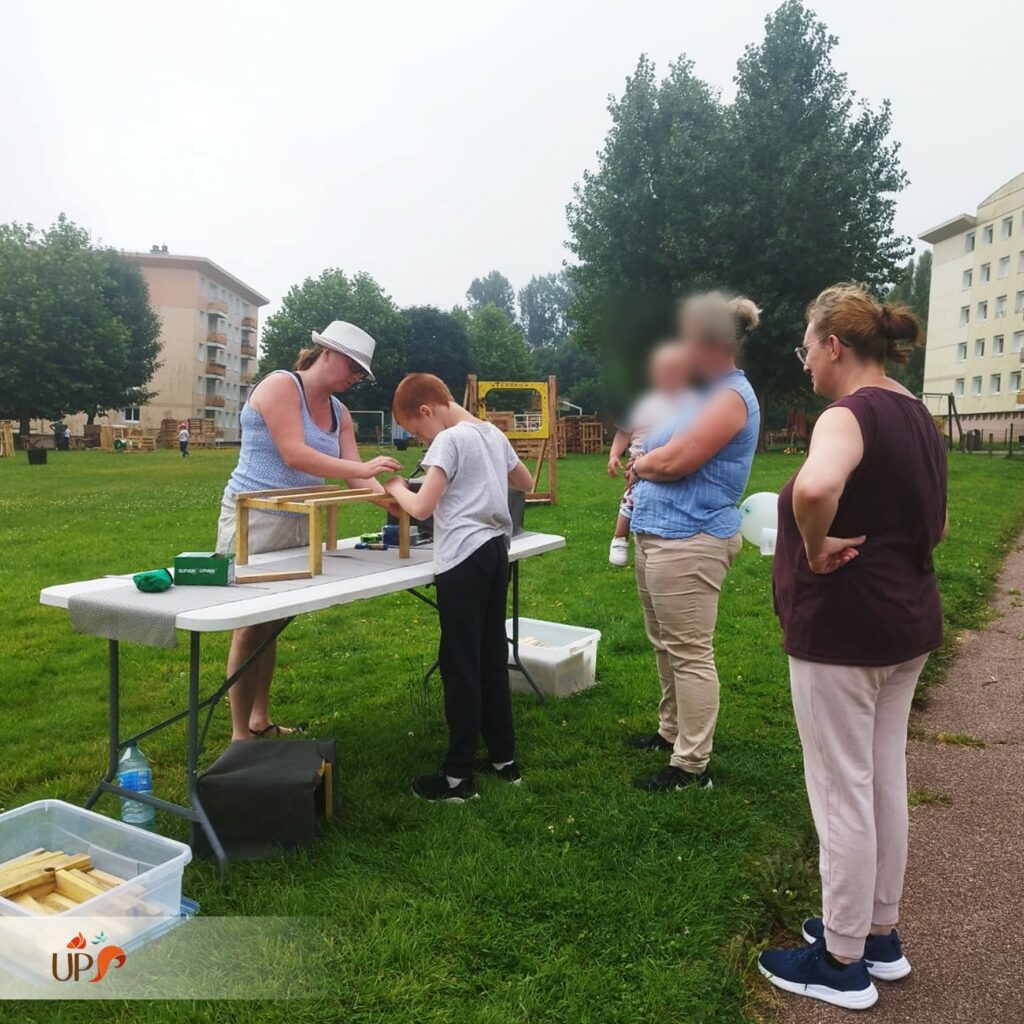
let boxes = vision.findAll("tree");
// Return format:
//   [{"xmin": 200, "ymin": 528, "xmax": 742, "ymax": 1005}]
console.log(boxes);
[
  {"xmin": 259, "ymin": 269, "xmax": 409, "ymax": 409},
  {"xmin": 566, "ymin": 2, "xmax": 911, "ymax": 416},
  {"xmin": 518, "ymin": 271, "xmax": 575, "ymax": 349},
  {"xmin": 886, "ymin": 250, "xmax": 931, "ymax": 394},
  {"xmin": 402, "ymin": 305, "xmax": 471, "ymax": 397},
  {"xmin": 462, "ymin": 304, "xmax": 531, "ymax": 380},
  {"xmin": 530, "ymin": 335, "xmax": 599, "ymax": 396},
  {"xmin": 728, "ymin": 0, "xmax": 911, "ymax": 411},
  {"xmin": 467, "ymin": 271, "xmax": 517, "ymax": 322},
  {"xmin": 0, "ymin": 216, "xmax": 161, "ymax": 434}
]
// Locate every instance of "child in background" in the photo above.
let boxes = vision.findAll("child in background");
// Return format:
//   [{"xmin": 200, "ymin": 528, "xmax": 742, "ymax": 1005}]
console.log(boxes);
[
  {"xmin": 384, "ymin": 374, "xmax": 535, "ymax": 802},
  {"xmin": 607, "ymin": 343, "xmax": 691, "ymax": 566},
  {"xmin": 178, "ymin": 421, "xmax": 190, "ymax": 458}
]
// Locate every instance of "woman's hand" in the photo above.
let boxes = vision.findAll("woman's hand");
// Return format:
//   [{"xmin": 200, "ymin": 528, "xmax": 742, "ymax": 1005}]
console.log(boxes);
[
  {"xmin": 625, "ymin": 457, "xmax": 638, "ymax": 487},
  {"xmin": 607, "ymin": 457, "xmax": 620, "ymax": 479},
  {"xmin": 363, "ymin": 455, "xmax": 403, "ymax": 477},
  {"xmin": 806, "ymin": 535, "xmax": 866, "ymax": 575}
]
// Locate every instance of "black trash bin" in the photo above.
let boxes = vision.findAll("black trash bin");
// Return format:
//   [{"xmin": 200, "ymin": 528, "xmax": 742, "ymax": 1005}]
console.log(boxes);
[
  {"xmin": 395, "ymin": 437, "xmax": 409, "ymax": 451},
  {"xmin": 27, "ymin": 448, "xmax": 47, "ymax": 466}
]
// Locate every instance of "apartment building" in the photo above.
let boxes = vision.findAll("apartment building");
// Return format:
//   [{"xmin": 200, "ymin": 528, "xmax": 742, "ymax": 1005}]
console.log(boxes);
[{"xmin": 920, "ymin": 172, "xmax": 1024, "ymax": 435}]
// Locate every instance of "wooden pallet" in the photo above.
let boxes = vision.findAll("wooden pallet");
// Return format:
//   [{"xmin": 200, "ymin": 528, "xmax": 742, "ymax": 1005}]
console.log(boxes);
[
  {"xmin": 0, "ymin": 422, "xmax": 14, "ymax": 458},
  {"xmin": 234, "ymin": 486, "xmax": 411, "ymax": 582}
]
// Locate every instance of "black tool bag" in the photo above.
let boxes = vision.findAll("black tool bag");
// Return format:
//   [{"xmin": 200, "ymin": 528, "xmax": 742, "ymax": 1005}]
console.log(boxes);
[{"xmin": 190, "ymin": 739, "xmax": 341, "ymax": 860}]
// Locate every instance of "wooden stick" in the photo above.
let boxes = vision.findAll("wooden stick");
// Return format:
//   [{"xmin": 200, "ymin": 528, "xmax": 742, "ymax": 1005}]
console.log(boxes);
[
  {"xmin": 55, "ymin": 869, "xmax": 104, "ymax": 903},
  {"xmin": 233, "ymin": 484, "xmax": 344, "ymax": 500},
  {"xmin": 85, "ymin": 868, "xmax": 126, "ymax": 889},
  {"xmin": 326, "ymin": 504, "xmax": 338, "ymax": 552},
  {"xmin": 11, "ymin": 892, "xmax": 54, "ymax": 915},
  {"xmin": 0, "ymin": 870, "xmax": 55, "ymax": 898},
  {"xmin": 236, "ymin": 570, "xmax": 313, "ymax": 584},
  {"xmin": 308, "ymin": 506, "xmax": 322, "ymax": 576},
  {"xmin": 235, "ymin": 497, "xmax": 250, "ymax": 566},
  {"xmin": 0, "ymin": 848, "xmax": 46, "ymax": 873},
  {"xmin": 398, "ymin": 511, "xmax": 410, "ymax": 559},
  {"xmin": 41, "ymin": 892, "xmax": 79, "ymax": 912}
]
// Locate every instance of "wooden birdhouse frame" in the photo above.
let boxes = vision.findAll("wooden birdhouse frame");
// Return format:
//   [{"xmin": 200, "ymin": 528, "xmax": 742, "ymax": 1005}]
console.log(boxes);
[{"xmin": 233, "ymin": 486, "xmax": 410, "ymax": 583}]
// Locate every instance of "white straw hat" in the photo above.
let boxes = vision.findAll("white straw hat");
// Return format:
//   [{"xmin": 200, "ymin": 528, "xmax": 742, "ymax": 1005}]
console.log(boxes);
[{"xmin": 310, "ymin": 320, "xmax": 376, "ymax": 381}]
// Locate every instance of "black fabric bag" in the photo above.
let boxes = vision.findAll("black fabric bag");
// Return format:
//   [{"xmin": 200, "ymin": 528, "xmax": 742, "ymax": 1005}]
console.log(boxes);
[{"xmin": 190, "ymin": 739, "xmax": 341, "ymax": 860}]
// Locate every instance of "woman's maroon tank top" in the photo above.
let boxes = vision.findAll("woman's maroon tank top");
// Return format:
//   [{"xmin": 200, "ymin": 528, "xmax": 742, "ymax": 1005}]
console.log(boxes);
[{"xmin": 772, "ymin": 387, "xmax": 947, "ymax": 666}]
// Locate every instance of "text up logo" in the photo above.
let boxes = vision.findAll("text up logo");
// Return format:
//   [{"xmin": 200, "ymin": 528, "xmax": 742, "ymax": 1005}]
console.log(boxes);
[{"xmin": 51, "ymin": 931, "xmax": 127, "ymax": 984}]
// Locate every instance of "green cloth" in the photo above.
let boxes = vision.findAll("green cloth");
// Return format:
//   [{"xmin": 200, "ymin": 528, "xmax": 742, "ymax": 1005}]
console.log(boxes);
[{"xmin": 133, "ymin": 568, "xmax": 174, "ymax": 593}]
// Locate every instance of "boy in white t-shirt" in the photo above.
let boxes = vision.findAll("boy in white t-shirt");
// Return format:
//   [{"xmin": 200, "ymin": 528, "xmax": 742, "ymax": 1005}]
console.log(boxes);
[
  {"xmin": 607, "ymin": 343, "xmax": 691, "ymax": 566},
  {"xmin": 178, "ymin": 422, "xmax": 190, "ymax": 458},
  {"xmin": 384, "ymin": 373, "xmax": 535, "ymax": 802}
]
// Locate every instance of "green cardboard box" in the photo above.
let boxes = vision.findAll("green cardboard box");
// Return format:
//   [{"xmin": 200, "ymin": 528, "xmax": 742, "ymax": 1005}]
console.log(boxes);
[{"xmin": 174, "ymin": 551, "xmax": 236, "ymax": 586}]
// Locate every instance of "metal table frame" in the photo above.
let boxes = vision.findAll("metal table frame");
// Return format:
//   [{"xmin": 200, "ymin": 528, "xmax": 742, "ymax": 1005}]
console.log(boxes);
[{"xmin": 82, "ymin": 560, "xmax": 543, "ymax": 875}]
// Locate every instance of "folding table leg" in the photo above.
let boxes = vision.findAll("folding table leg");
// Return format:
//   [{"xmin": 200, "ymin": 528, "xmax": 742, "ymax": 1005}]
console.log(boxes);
[
  {"xmin": 187, "ymin": 631, "xmax": 228, "ymax": 875},
  {"xmin": 509, "ymin": 561, "xmax": 545, "ymax": 704},
  {"xmin": 85, "ymin": 639, "xmax": 121, "ymax": 809}
]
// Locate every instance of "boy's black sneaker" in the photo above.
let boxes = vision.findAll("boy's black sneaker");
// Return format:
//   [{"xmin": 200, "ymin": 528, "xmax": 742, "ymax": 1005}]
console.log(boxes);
[
  {"xmin": 632, "ymin": 765, "xmax": 712, "ymax": 792},
  {"xmin": 474, "ymin": 758, "xmax": 523, "ymax": 784},
  {"xmin": 627, "ymin": 732, "xmax": 674, "ymax": 752},
  {"xmin": 411, "ymin": 771, "xmax": 479, "ymax": 802}
]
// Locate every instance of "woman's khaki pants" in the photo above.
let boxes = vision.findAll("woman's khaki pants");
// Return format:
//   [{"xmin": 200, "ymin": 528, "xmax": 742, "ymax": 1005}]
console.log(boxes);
[
  {"xmin": 789, "ymin": 654, "xmax": 928, "ymax": 959},
  {"xmin": 634, "ymin": 531, "xmax": 742, "ymax": 774}
]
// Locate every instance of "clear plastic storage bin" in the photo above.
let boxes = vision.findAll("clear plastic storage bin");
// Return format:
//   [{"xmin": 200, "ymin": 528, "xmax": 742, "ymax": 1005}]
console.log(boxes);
[
  {"xmin": 0, "ymin": 799, "xmax": 191, "ymax": 920},
  {"xmin": 507, "ymin": 618, "xmax": 601, "ymax": 698}
]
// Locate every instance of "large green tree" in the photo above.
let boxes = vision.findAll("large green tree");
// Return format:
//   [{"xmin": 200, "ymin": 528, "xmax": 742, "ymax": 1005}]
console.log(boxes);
[
  {"xmin": 466, "ymin": 271, "xmax": 517, "ymax": 322},
  {"xmin": 402, "ymin": 305, "xmax": 471, "ymax": 397},
  {"xmin": 459, "ymin": 304, "xmax": 531, "ymax": 380},
  {"xmin": 518, "ymin": 271, "xmax": 575, "ymax": 349},
  {"xmin": 259, "ymin": 269, "xmax": 409, "ymax": 410},
  {"xmin": 0, "ymin": 216, "xmax": 161, "ymax": 434},
  {"xmin": 566, "ymin": 1, "xmax": 911, "ymax": 416}
]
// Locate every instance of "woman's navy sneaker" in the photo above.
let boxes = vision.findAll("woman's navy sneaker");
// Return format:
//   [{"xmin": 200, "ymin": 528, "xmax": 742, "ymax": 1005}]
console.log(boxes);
[
  {"xmin": 632, "ymin": 765, "xmax": 712, "ymax": 791},
  {"xmin": 474, "ymin": 758, "xmax": 523, "ymax": 784},
  {"xmin": 758, "ymin": 939, "xmax": 878, "ymax": 1010},
  {"xmin": 801, "ymin": 918, "xmax": 912, "ymax": 980}
]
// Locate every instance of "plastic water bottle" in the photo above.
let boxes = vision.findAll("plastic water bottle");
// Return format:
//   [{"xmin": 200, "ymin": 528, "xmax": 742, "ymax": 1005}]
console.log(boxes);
[{"xmin": 117, "ymin": 744, "xmax": 156, "ymax": 830}]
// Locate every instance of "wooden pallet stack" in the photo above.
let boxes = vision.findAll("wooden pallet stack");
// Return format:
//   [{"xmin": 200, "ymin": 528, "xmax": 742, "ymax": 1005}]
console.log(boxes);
[
  {"xmin": 0, "ymin": 421, "xmax": 14, "ymax": 458},
  {"xmin": 559, "ymin": 416, "xmax": 605, "ymax": 455},
  {"xmin": 0, "ymin": 848, "xmax": 126, "ymax": 914},
  {"xmin": 157, "ymin": 417, "xmax": 218, "ymax": 449}
]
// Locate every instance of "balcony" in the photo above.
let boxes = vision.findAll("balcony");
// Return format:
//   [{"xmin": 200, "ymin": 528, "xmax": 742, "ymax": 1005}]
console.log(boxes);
[
  {"xmin": 204, "ymin": 299, "xmax": 228, "ymax": 317},
  {"xmin": 1018, "ymin": 389, "xmax": 1024, "ymax": 405},
  {"xmin": 207, "ymin": 330, "xmax": 227, "ymax": 345},
  {"xmin": 206, "ymin": 361, "xmax": 227, "ymax": 377},
  {"xmin": 241, "ymin": 340, "xmax": 257, "ymax": 357},
  {"xmin": 241, "ymin": 316, "xmax": 257, "ymax": 330},
  {"xmin": 205, "ymin": 394, "xmax": 226, "ymax": 409},
  {"xmin": 240, "ymin": 370, "xmax": 254, "ymax": 385}
]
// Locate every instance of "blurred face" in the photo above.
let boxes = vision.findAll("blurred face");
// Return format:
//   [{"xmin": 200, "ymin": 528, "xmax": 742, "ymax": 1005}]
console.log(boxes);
[{"xmin": 648, "ymin": 344, "xmax": 689, "ymax": 395}]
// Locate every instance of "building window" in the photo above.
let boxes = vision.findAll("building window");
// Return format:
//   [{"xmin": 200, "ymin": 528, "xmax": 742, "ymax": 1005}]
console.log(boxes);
[
  {"xmin": 975, "ymin": 338, "xmax": 985, "ymax": 358},
  {"xmin": 1013, "ymin": 331, "xmax": 1024, "ymax": 354},
  {"xmin": 982, "ymin": 225, "xmax": 994, "ymax": 244},
  {"xmin": 977, "ymin": 301, "xmax": 988, "ymax": 321},
  {"xmin": 1016, "ymin": 290, "xmax": 1024, "ymax": 314},
  {"xmin": 957, "ymin": 341, "xmax": 968, "ymax": 361},
  {"xmin": 1020, "ymin": 251, "xmax": 1024, "ymax": 273},
  {"xmin": 1002, "ymin": 217, "xmax": 1013, "ymax": 239},
  {"xmin": 1011, "ymin": 371, "xmax": 1021, "ymax": 394},
  {"xmin": 990, "ymin": 374, "xmax": 1001, "ymax": 396},
  {"xmin": 993, "ymin": 335, "xmax": 1004, "ymax": 355},
  {"xmin": 954, "ymin": 378, "xmax": 965, "ymax": 397},
  {"xmin": 971, "ymin": 376, "xmax": 982, "ymax": 396},
  {"xmin": 962, "ymin": 269, "xmax": 972, "ymax": 289},
  {"xmin": 995, "ymin": 295, "xmax": 1007, "ymax": 318},
  {"xmin": 965, "ymin": 232, "xmax": 976, "ymax": 253},
  {"xmin": 960, "ymin": 306, "xmax": 970, "ymax": 326},
  {"xmin": 998, "ymin": 256, "xmax": 1010, "ymax": 279},
  {"xmin": 123, "ymin": 406, "xmax": 140, "ymax": 422},
  {"xmin": 980, "ymin": 263, "xmax": 991, "ymax": 283}
]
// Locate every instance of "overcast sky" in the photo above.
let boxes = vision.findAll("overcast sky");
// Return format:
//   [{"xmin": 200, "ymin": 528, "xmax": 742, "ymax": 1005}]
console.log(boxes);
[{"xmin": 2, "ymin": 1, "xmax": 1021, "ymax": 323}]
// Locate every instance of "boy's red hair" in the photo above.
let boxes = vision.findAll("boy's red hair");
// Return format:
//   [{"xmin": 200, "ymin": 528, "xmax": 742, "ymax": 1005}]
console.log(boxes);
[{"xmin": 392, "ymin": 373, "xmax": 455, "ymax": 423}]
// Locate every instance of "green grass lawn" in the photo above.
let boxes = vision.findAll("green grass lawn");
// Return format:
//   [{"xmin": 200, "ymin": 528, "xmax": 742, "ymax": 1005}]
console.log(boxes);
[{"xmin": 1, "ymin": 448, "xmax": 1022, "ymax": 1023}]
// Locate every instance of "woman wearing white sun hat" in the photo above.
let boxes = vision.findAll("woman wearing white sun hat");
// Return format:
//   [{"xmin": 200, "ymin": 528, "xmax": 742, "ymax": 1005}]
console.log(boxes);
[{"xmin": 215, "ymin": 320, "xmax": 402, "ymax": 741}]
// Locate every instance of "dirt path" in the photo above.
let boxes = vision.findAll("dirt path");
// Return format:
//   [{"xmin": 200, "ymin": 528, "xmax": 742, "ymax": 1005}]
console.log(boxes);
[{"xmin": 774, "ymin": 537, "xmax": 1024, "ymax": 1023}]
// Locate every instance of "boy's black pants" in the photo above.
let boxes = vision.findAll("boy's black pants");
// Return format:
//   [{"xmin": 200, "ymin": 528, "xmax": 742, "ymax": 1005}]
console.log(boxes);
[{"xmin": 434, "ymin": 536, "xmax": 515, "ymax": 779}]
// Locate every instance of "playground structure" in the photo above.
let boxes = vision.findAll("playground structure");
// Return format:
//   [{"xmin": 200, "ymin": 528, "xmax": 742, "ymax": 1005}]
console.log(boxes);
[
  {"xmin": 0, "ymin": 422, "xmax": 14, "ymax": 458},
  {"xmin": 233, "ymin": 485, "xmax": 411, "ymax": 582},
  {"xmin": 465, "ymin": 375, "xmax": 559, "ymax": 505},
  {"xmin": 921, "ymin": 392, "xmax": 968, "ymax": 452}
]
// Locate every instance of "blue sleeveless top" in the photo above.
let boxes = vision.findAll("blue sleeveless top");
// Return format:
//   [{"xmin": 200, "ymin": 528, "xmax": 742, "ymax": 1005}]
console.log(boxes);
[
  {"xmin": 223, "ymin": 370, "xmax": 344, "ymax": 501},
  {"xmin": 630, "ymin": 369, "xmax": 760, "ymax": 539}
]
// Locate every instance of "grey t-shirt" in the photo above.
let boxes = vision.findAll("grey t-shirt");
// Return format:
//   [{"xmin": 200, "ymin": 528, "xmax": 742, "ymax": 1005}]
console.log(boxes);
[{"xmin": 421, "ymin": 420, "xmax": 519, "ymax": 574}]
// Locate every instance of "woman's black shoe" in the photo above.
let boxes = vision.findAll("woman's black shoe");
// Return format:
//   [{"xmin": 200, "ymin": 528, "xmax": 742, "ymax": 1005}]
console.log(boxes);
[
  {"xmin": 632, "ymin": 765, "xmax": 712, "ymax": 791},
  {"xmin": 411, "ymin": 771, "xmax": 479, "ymax": 802},
  {"xmin": 474, "ymin": 758, "xmax": 523, "ymax": 784}
]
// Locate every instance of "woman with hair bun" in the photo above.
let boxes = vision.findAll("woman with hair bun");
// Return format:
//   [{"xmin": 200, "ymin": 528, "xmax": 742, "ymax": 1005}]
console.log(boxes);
[
  {"xmin": 626, "ymin": 291, "xmax": 761, "ymax": 792},
  {"xmin": 758, "ymin": 284, "xmax": 948, "ymax": 1011}
]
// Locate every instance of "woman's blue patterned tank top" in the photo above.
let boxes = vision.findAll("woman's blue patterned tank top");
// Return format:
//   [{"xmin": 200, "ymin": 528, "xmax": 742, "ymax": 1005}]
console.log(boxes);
[{"xmin": 223, "ymin": 370, "xmax": 344, "ymax": 500}]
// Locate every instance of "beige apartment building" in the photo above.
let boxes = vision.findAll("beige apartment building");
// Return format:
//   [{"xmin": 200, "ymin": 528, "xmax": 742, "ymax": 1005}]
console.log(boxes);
[
  {"xmin": 920, "ymin": 172, "xmax": 1024, "ymax": 437},
  {"xmin": 46, "ymin": 247, "xmax": 268, "ymax": 443}
]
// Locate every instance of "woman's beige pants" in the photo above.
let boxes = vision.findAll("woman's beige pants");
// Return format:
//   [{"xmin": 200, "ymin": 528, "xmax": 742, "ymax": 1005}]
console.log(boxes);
[
  {"xmin": 789, "ymin": 653, "xmax": 928, "ymax": 959},
  {"xmin": 634, "ymin": 531, "xmax": 742, "ymax": 774}
]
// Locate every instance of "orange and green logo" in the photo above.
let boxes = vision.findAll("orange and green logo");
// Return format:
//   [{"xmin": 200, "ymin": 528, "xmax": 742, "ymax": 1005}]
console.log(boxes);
[{"xmin": 51, "ymin": 931, "xmax": 127, "ymax": 983}]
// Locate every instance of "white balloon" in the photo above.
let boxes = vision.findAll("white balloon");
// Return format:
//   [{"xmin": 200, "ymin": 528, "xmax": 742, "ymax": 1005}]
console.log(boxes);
[{"xmin": 738, "ymin": 491, "xmax": 779, "ymax": 546}]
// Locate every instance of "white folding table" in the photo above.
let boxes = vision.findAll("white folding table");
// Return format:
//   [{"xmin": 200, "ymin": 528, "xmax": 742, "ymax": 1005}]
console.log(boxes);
[{"xmin": 39, "ymin": 531, "xmax": 565, "ymax": 872}]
